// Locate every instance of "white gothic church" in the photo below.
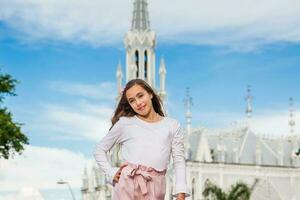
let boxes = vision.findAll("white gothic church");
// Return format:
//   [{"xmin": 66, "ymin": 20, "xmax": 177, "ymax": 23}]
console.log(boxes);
[{"xmin": 81, "ymin": 0, "xmax": 300, "ymax": 199}]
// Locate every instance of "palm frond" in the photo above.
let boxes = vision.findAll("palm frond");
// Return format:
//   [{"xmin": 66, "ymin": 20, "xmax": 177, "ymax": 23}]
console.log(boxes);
[
  {"xmin": 203, "ymin": 181, "xmax": 227, "ymax": 200},
  {"xmin": 227, "ymin": 182, "xmax": 250, "ymax": 200}
]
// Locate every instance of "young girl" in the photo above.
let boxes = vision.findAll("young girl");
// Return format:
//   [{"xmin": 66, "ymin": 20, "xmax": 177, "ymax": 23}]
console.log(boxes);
[{"xmin": 93, "ymin": 79, "xmax": 189, "ymax": 200}]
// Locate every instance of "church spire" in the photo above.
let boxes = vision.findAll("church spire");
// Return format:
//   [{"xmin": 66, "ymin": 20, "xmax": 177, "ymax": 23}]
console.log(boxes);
[
  {"xmin": 245, "ymin": 85, "xmax": 253, "ymax": 119},
  {"xmin": 125, "ymin": 0, "xmax": 157, "ymax": 88},
  {"xmin": 289, "ymin": 97, "xmax": 296, "ymax": 135},
  {"xmin": 184, "ymin": 87, "xmax": 193, "ymax": 160},
  {"xmin": 131, "ymin": 0, "xmax": 150, "ymax": 31},
  {"xmin": 184, "ymin": 87, "xmax": 193, "ymax": 135}
]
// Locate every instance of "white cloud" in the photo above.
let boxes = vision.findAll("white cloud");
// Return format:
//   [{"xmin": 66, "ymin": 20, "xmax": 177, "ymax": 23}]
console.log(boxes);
[
  {"xmin": 0, "ymin": 0, "xmax": 300, "ymax": 49},
  {"xmin": 18, "ymin": 80, "xmax": 118, "ymax": 142},
  {"xmin": 0, "ymin": 0, "xmax": 130, "ymax": 45},
  {"xmin": 251, "ymin": 109, "xmax": 300, "ymax": 135},
  {"xmin": 9, "ymin": 80, "xmax": 117, "ymax": 143},
  {"xmin": 28, "ymin": 101, "xmax": 114, "ymax": 141},
  {"xmin": 0, "ymin": 145, "xmax": 93, "ymax": 193},
  {"xmin": 48, "ymin": 80, "xmax": 116, "ymax": 100},
  {"xmin": 195, "ymin": 108, "xmax": 300, "ymax": 135},
  {"xmin": 0, "ymin": 187, "xmax": 44, "ymax": 200},
  {"xmin": 195, "ymin": 111, "xmax": 244, "ymax": 128}
]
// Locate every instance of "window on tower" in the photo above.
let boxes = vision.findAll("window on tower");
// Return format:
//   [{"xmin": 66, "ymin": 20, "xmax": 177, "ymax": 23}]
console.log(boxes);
[
  {"xmin": 135, "ymin": 50, "xmax": 139, "ymax": 77},
  {"xmin": 144, "ymin": 50, "xmax": 148, "ymax": 79}
]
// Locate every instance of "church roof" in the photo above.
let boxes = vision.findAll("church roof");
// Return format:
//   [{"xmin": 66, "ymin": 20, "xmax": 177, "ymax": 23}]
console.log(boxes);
[
  {"xmin": 187, "ymin": 125, "xmax": 300, "ymax": 168},
  {"xmin": 131, "ymin": 0, "xmax": 150, "ymax": 31}
]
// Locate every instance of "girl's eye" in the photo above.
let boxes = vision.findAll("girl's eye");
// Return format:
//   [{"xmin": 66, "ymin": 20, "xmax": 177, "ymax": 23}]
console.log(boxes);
[{"xmin": 129, "ymin": 98, "xmax": 136, "ymax": 103}]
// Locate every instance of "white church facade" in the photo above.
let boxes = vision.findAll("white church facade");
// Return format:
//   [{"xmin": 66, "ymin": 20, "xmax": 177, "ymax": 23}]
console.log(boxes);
[{"xmin": 81, "ymin": 0, "xmax": 300, "ymax": 199}]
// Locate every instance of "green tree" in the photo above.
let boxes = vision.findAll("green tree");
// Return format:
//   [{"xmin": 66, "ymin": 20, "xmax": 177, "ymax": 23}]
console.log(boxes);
[
  {"xmin": 203, "ymin": 180, "xmax": 251, "ymax": 200},
  {"xmin": 0, "ymin": 69, "xmax": 29, "ymax": 159}
]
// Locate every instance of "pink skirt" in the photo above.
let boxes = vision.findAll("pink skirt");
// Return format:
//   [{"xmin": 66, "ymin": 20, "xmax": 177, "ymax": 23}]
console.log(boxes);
[{"xmin": 112, "ymin": 161, "xmax": 167, "ymax": 200}]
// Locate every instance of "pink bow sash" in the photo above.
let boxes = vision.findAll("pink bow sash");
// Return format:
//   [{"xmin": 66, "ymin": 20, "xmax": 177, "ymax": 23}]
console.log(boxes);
[
  {"xmin": 128, "ymin": 165, "xmax": 152, "ymax": 195},
  {"xmin": 122, "ymin": 162, "xmax": 167, "ymax": 199}
]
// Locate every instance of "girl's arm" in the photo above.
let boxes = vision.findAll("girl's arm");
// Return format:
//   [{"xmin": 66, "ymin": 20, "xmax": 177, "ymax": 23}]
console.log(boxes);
[
  {"xmin": 171, "ymin": 120, "xmax": 190, "ymax": 198},
  {"xmin": 93, "ymin": 118, "xmax": 124, "ymax": 185}
]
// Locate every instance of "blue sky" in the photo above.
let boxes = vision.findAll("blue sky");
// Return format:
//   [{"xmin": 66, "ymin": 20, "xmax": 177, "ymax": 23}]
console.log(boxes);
[{"xmin": 0, "ymin": 0, "xmax": 300, "ymax": 199}]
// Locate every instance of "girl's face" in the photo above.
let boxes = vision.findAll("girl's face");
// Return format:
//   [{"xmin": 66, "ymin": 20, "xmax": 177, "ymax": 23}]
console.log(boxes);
[{"xmin": 125, "ymin": 84, "xmax": 154, "ymax": 116}]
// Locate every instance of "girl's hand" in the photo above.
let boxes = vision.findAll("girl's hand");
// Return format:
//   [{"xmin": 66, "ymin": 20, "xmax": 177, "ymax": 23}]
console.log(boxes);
[
  {"xmin": 176, "ymin": 193, "xmax": 185, "ymax": 200},
  {"xmin": 113, "ymin": 163, "xmax": 128, "ymax": 184}
]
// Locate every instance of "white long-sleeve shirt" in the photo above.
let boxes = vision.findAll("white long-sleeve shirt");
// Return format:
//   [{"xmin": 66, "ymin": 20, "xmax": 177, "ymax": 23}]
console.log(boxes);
[{"xmin": 93, "ymin": 115, "xmax": 190, "ymax": 197}]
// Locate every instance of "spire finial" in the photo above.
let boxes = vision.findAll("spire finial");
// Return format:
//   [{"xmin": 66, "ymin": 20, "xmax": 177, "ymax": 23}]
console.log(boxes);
[
  {"xmin": 289, "ymin": 97, "xmax": 296, "ymax": 135},
  {"xmin": 158, "ymin": 57, "xmax": 167, "ymax": 102},
  {"xmin": 131, "ymin": 0, "xmax": 150, "ymax": 31},
  {"xmin": 117, "ymin": 60, "xmax": 122, "ymax": 75},
  {"xmin": 116, "ymin": 61, "xmax": 123, "ymax": 99},
  {"xmin": 245, "ymin": 85, "xmax": 253, "ymax": 119},
  {"xmin": 159, "ymin": 57, "xmax": 166, "ymax": 73}
]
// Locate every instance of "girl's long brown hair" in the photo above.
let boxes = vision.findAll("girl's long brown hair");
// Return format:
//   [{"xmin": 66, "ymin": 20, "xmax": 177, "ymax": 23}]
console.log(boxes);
[{"xmin": 110, "ymin": 79, "xmax": 165, "ymax": 129}]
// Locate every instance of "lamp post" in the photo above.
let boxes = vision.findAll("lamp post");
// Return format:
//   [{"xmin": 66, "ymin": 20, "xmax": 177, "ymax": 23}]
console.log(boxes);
[{"xmin": 57, "ymin": 179, "xmax": 76, "ymax": 200}]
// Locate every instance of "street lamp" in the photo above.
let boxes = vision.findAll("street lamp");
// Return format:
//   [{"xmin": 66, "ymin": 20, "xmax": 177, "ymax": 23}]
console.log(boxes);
[{"xmin": 57, "ymin": 179, "xmax": 76, "ymax": 200}]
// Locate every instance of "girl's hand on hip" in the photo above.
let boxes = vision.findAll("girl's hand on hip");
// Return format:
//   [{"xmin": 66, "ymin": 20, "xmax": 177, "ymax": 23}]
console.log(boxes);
[
  {"xmin": 113, "ymin": 163, "xmax": 128, "ymax": 184},
  {"xmin": 176, "ymin": 193, "xmax": 185, "ymax": 200}
]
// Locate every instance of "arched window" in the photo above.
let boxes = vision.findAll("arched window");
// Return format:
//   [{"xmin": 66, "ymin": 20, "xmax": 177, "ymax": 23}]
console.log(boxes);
[
  {"xmin": 144, "ymin": 50, "xmax": 148, "ymax": 79},
  {"xmin": 135, "ymin": 50, "xmax": 139, "ymax": 77}
]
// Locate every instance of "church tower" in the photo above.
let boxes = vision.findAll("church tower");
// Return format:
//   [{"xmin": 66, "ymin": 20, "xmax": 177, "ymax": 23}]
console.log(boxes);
[
  {"xmin": 125, "ymin": 0, "xmax": 156, "ymax": 86},
  {"xmin": 117, "ymin": 0, "xmax": 167, "ymax": 102}
]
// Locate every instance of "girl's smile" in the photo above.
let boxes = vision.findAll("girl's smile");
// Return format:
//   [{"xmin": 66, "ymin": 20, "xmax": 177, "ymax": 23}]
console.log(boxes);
[{"xmin": 125, "ymin": 84, "xmax": 153, "ymax": 117}]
